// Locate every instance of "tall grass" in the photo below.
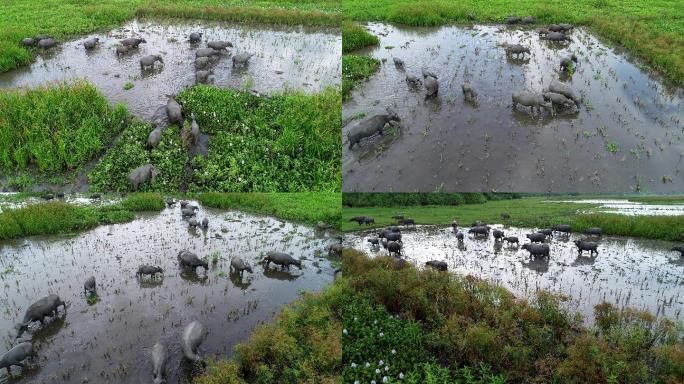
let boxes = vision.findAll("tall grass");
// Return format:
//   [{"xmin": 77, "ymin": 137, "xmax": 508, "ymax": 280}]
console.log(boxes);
[
  {"xmin": 177, "ymin": 86, "xmax": 341, "ymax": 192},
  {"xmin": 342, "ymin": 192, "xmax": 521, "ymax": 207},
  {"xmin": 0, "ymin": 201, "xmax": 134, "ymax": 240},
  {"xmin": 121, "ymin": 192, "xmax": 164, "ymax": 211},
  {"xmin": 198, "ymin": 192, "xmax": 341, "ymax": 226},
  {"xmin": 342, "ymin": 20, "xmax": 379, "ymax": 53},
  {"xmin": 342, "ymin": 55, "xmax": 380, "ymax": 100},
  {"xmin": 0, "ymin": 81, "xmax": 129, "ymax": 174},
  {"xmin": 342, "ymin": 0, "xmax": 684, "ymax": 86},
  {"xmin": 343, "ymin": 250, "xmax": 684, "ymax": 383}
]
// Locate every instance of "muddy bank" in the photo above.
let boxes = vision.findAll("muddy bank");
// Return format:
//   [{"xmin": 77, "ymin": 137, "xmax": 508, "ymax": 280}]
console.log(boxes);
[
  {"xmin": 0, "ymin": 203, "xmax": 338, "ymax": 383},
  {"xmin": 343, "ymin": 23, "xmax": 684, "ymax": 193},
  {"xmin": 0, "ymin": 18, "xmax": 341, "ymax": 124},
  {"xmin": 345, "ymin": 225, "xmax": 684, "ymax": 323}
]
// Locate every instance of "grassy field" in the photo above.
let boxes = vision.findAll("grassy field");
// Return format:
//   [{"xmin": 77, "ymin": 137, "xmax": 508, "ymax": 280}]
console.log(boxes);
[
  {"xmin": 342, "ymin": 20, "xmax": 379, "ymax": 53},
  {"xmin": 177, "ymin": 86, "xmax": 341, "ymax": 192},
  {"xmin": 342, "ymin": 55, "xmax": 380, "ymax": 101},
  {"xmin": 341, "ymin": 0, "xmax": 684, "ymax": 86},
  {"xmin": 198, "ymin": 192, "xmax": 341, "ymax": 227},
  {"xmin": 341, "ymin": 196, "xmax": 684, "ymax": 242},
  {"xmin": 0, "ymin": 0, "xmax": 339, "ymax": 73},
  {"xmin": 0, "ymin": 81, "xmax": 129, "ymax": 175}
]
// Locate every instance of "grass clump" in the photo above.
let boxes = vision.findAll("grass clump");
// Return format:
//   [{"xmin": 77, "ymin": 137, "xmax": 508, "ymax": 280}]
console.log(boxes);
[
  {"xmin": 343, "ymin": 250, "xmax": 684, "ymax": 383},
  {"xmin": 342, "ymin": 20, "xmax": 379, "ymax": 53},
  {"xmin": 198, "ymin": 192, "xmax": 341, "ymax": 227},
  {"xmin": 176, "ymin": 85, "xmax": 341, "ymax": 192},
  {"xmin": 121, "ymin": 192, "xmax": 164, "ymax": 211},
  {"xmin": 342, "ymin": 0, "xmax": 684, "ymax": 86},
  {"xmin": 0, "ymin": 81, "xmax": 129, "ymax": 174},
  {"xmin": 342, "ymin": 55, "xmax": 381, "ymax": 100},
  {"xmin": 88, "ymin": 122, "xmax": 187, "ymax": 192}
]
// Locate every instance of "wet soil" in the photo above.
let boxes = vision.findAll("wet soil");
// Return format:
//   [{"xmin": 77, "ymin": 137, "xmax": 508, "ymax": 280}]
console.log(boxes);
[
  {"xmin": 0, "ymin": 203, "xmax": 339, "ymax": 383},
  {"xmin": 0, "ymin": 19, "xmax": 341, "ymax": 124},
  {"xmin": 343, "ymin": 23, "xmax": 684, "ymax": 193},
  {"xmin": 345, "ymin": 225, "xmax": 684, "ymax": 323}
]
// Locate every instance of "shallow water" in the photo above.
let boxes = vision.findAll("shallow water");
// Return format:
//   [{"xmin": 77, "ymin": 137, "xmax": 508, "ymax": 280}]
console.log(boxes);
[
  {"xmin": 0, "ymin": 19, "xmax": 341, "ymax": 124},
  {"xmin": 0, "ymin": 204, "xmax": 338, "ymax": 383},
  {"xmin": 0, "ymin": 194, "xmax": 121, "ymax": 213},
  {"xmin": 548, "ymin": 199, "xmax": 684, "ymax": 216},
  {"xmin": 343, "ymin": 23, "xmax": 684, "ymax": 193},
  {"xmin": 345, "ymin": 225, "xmax": 684, "ymax": 323}
]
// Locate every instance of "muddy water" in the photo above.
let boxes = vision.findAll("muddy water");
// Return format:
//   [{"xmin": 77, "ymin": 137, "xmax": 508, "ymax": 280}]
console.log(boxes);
[
  {"xmin": 0, "ymin": 204, "xmax": 338, "ymax": 383},
  {"xmin": 345, "ymin": 225, "xmax": 684, "ymax": 323},
  {"xmin": 0, "ymin": 19, "xmax": 341, "ymax": 124},
  {"xmin": 343, "ymin": 23, "xmax": 684, "ymax": 193},
  {"xmin": 548, "ymin": 199, "xmax": 684, "ymax": 216}
]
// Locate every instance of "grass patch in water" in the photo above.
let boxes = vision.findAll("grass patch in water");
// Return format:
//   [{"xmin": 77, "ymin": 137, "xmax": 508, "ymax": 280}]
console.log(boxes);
[
  {"xmin": 177, "ymin": 85, "xmax": 341, "ymax": 192},
  {"xmin": 198, "ymin": 192, "xmax": 341, "ymax": 227},
  {"xmin": 342, "ymin": 55, "xmax": 381, "ymax": 101},
  {"xmin": 341, "ymin": 196, "xmax": 684, "ymax": 241},
  {"xmin": 342, "ymin": 20, "xmax": 379, "ymax": 53},
  {"xmin": 88, "ymin": 122, "xmax": 188, "ymax": 192},
  {"xmin": 121, "ymin": 192, "xmax": 164, "ymax": 211},
  {"xmin": 0, "ymin": 81, "xmax": 129, "ymax": 174},
  {"xmin": 342, "ymin": 0, "xmax": 684, "ymax": 86},
  {"xmin": 0, "ymin": 0, "xmax": 339, "ymax": 73}
]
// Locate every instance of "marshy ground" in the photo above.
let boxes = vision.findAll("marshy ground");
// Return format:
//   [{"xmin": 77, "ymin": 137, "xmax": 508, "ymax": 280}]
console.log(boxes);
[
  {"xmin": 0, "ymin": 201, "xmax": 340, "ymax": 383},
  {"xmin": 343, "ymin": 23, "xmax": 684, "ymax": 192}
]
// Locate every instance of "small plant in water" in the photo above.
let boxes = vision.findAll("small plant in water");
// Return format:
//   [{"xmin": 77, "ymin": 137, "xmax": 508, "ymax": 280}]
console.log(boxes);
[
  {"xmin": 86, "ymin": 293, "xmax": 100, "ymax": 305},
  {"xmin": 210, "ymin": 252, "xmax": 221, "ymax": 264},
  {"xmin": 605, "ymin": 142, "xmax": 620, "ymax": 153},
  {"xmin": 123, "ymin": 82, "xmax": 134, "ymax": 90}
]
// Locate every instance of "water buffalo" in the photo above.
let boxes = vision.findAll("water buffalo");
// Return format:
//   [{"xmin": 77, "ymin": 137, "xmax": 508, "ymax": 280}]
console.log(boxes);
[
  {"xmin": 506, "ymin": 15, "xmax": 521, "ymax": 24},
  {"xmin": 546, "ymin": 31, "xmax": 571, "ymax": 43},
  {"xmin": 137, "ymin": 265, "xmax": 163, "ymax": 279},
  {"xmin": 543, "ymin": 92, "xmax": 576, "ymax": 114},
  {"xmin": 230, "ymin": 257, "xmax": 253, "ymax": 276},
  {"xmin": 182, "ymin": 321, "xmax": 206, "ymax": 361},
  {"xmin": 526, "ymin": 232, "xmax": 546, "ymax": 243},
  {"xmin": 264, "ymin": 251, "xmax": 302, "ymax": 270},
  {"xmin": 522, "ymin": 16, "xmax": 536, "ymax": 24},
  {"xmin": 166, "ymin": 97, "xmax": 183, "ymax": 126},
  {"xmin": 121, "ymin": 38, "xmax": 146, "ymax": 47},
  {"xmin": 207, "ymin": 41, "xmax": 233, "ymax": 50},
  {"xmin": 421, "ymin": 68, "xmax": 438, "ymax": 79},
  {"xmin": 347, "ymin": 109, "xmax": 400, "ymax": 149},
  {"xmin": 195, "ymin": 56, "xmax": 211, "ymax": 69},
  {"xmin": 522, "ymin": 243, "xmax": 550, "ymax": 258},
  {"xmin": 386, "ymin": 232, "xmax": 402, "ymax": 242},
  {"xmin": 0, "ymin": 342, "xmax": 33, "ymax": 374},
  {"xmin": 83, "ymin": 276, "xmax": 96, "ymax": 295},
  {"xmin": 367, "ymin": 237, "xmax": 380, "ymax": 246},
  {"xmin": 425, "ymin": 260, "xmax": 448, "ymax": 271},
  {"xmin": 15, "ymin": 294, "xmax": 66, "ymax": 337},
  {"xmin": 147, "ymin": 127, "xmax": 163, "ymax": 149},
  {"xmin": 548, "ymin": 80, "xmax": 581, "ymax": 107},
  {"xmin": 115, "ymin": 45, "xmax": 130, "ymax": 56},
  {"xmin": 584, "ymin": 227, "xmax": 603, "ymax": 236},
  {"xmin": 196, "ymin": 47, "xmax": 220, "ymax": 58},
  {"xmin": 195, "ymin": 70, "xmax": 211, "ymax": 84},
  {"xmin": 83, "ymin": 37, "xmax": 99, "ymax": 50},
  {"xmin": 469, "ymin": 226, "xmax": 490, "ymax": 237},
  {"xmin": 671, "ymin": 246, "xmax": 684, "ymax": 257},
  {"xmin": 512, "ymin": 91, "xmax": 553, "ymax": 116},
  {"xmin": 178, "ymin": 250, "xmax": 208, "ymax": 272},
  {"xmin": 493, "ymin": 229, "xmax": 505, "ymax": 241},
  {"xmin": 398, "ymin": 218, "xmax": 415, "ymax": 226},
  {"xmin": 424, "ymin": 75, "xmax": 439, "ymax": 97},
  {"xmin": 128, "ymin": 164, "xmax": 158, "ymax": 190},
  {"xmin": 190, "ymin": 113, "xmax": 200, "ymax": 144},
  {"xmin": 188, "ymin": 32, "xmax": 202, "ymax": 43},
  {"xmin": 22, "ymin": 37, "xmax": 35, "ymax": 46},
  {"xmin": 552, "ymin": 224, "xmax": 572, "ymax": 233},
  {"xmin": 451, "ymin": 220, "xmax": 458, "ymax": 231},
  {"xmin": 406, "ymin": 75, "xmax": 421, "ymax": 87},
  {"xmin": 574, "ymin": 240, "xmax": 598, "ymax": 256},
  {"xmin": 201, "ymin": 218, "xmax": 209, "ymax": 229},
  {"xmin": 232, "ymin": 52, "xmax": 254, "ymax": 67},
  {"xmin": 538, "ymin": 229, "xmax": 554, "ymax": 238},
  {"xmin": 503, "ymin": 236, "xmax": 519, "ymax": 245},
  {"xmin": 362, "ymin": 217, "xmax": 375, "ymax": 225},
  {"xmin": 462, "ymin": 82, "xmax": 477, "ymax": 101},
  {"xmin": 37, "ymin": 38, "xmax": 57, "ymax": 49},
  {"xmin": 181, "ymin": 208, "xmax": 196, "ymax": 217},
  {"xmin": 384, "ymin": 240, "xmax": 402, "ymax": 257},
  {"xmin": 505, "ymin": 44, "xmax": 530, "ymax": 58},
  {"xmin": 393, "ymin": 57, "xmax": 404, "ymax": 67},
  {"xmin": 140, "ymin": 55, "xmax": 163, "ymax": 70}
]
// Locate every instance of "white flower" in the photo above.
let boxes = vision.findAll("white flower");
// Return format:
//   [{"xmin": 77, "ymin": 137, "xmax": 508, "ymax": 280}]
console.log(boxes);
[
  {"xmin": 343, "ymin": 329, "xmax": 348, "ymax": 335},
  {"xmin": 374, "ymin": 320, "xmax": 378, "ymax": 324},
  {"xmin": 354, "ymin": 381, "xmax": 360, "ymax": 384},
  {"xmin": 385, "ymin": 366, "xmax": 389, "ymax": 371},
  {"xmin": 351, "ymin": 362, "xmax": 356, "ymax": 368},
  {"xmin": 379, "ymin": 360, "xmax": 384, "ymax": 366},
  {"xmin": 379, "ymin": 332, "xmax": 384, "ymax": 337},
  {"xmin": 383, "ymin": 377, "xmax": 389, "ymax": 383},
  {"xmin": 399, "ymin": 373, "xmax": 404, "ymax": 379},
  {"xmin": 365, "ymin": 362, "xmax": 370, "ymax": 368},
  {"xmin": 376, "ymin": 369, "xmax": 381, "ymax": 374},
  {"xmin": 354, "ymin": 316, "xmax": 358, "ymax": 321},
  {"xmin": 391, "ymin": 349, "xmax": 396, "ymax": 354},
  {"xmin": 371, "ymin": 381, "xmax": 376, "ymax": 384}
]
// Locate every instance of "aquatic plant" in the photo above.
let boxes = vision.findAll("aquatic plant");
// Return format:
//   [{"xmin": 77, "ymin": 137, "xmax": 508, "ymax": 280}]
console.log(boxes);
[{"xmin": 342, "ymin": 55, "xmax": 381, "ymax": 100}]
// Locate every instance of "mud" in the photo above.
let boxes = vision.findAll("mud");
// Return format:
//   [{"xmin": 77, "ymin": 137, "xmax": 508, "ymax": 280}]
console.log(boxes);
[
  {"xmin": 0, "ymin": 19, "xmax": 341, "ymax": 124},
  {"xmin": 343, "ymin": 23, "xmax": 684, "ymax": 193},
  {"xmin": 0, "ymin": 203, "xmax": 338, "ymax": 383},
  {"xmin": 345, "ymin": 225, "xmax": 684, "ymax": 323}
]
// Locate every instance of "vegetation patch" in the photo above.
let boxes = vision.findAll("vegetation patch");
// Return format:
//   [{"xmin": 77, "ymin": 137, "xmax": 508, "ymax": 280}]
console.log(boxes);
[
  {"xmin": 342, "ymin": 0, "xmax": 684, "ymax": 86},
  {"xmin": 0, "ymin": 81, "xmax": 129, "ymax": 174},
  {"xmin": 343, "ymin": 250, "xmax": 684, "ymax": 383},
  {"xmin": 0, "ymin": 201, "xmax": 135, "ymax": 240},
  {"xmin": 0, "ymin": 0, "xmax": 339, "ymax": 73},
  {"xmin": 177, "ymin": 85, "xmax": 341, "ymax": 192},
  {"xmin": 342, "ymin": 20, "xmax": 379, "ymax": 53},
  {"xmin": 88, "ymin": 122, "xmax": 188, "ymax": 192},
  {"xmin": 121, "ymin": 192, "xmax": 164, "ymax": 211},
  {"xmin": 198, "ymin": 192, "xmax": 341, "ymax": 227},
  {"xmin": 342, "ymin": 55, "xmax": 381, "ymax": 100}
]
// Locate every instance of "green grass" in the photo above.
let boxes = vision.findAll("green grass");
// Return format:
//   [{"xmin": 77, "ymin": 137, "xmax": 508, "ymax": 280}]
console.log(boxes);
[
  {"xmin": 342, "ymin": 0, "xmax": 684, "ymax": 86},
  {"xmin": 341, "ymin": 196, "xmax": 684, "ymax": 242},
  {"xmin": 197, "ymin": 192, "xmax": 341, "ymax": 227},
  {"xmin": 342, "ymin": 20, "xmax": 379, "ymax": 53},
  {"xmin": 343, "ymin": 250, "xmax": 684, "ymax": 384},
  {"xmin": 88, "ymin": 122, "xmax": 188, "ymax": 192},
  {"xmin": 0, "ymin": 0, "xmax": 340, "ymax": 73},
  {"xmin": 121, "ymin": 192, "xmax": 165, "ymax": 211},
  {"xmin": 0, "ymin": 201, "xmax": 136, "ymax": 240},
  {"xmin": 177, "ymin": 85, "xmax": 341, "ymax": 192},
  {"xmin": 0, "ymin": 81, "xmax": 129, "ymax": 174},
  {"xmin": 342, "ymin": 55, "xmax": 381, "ymax": 100}
]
